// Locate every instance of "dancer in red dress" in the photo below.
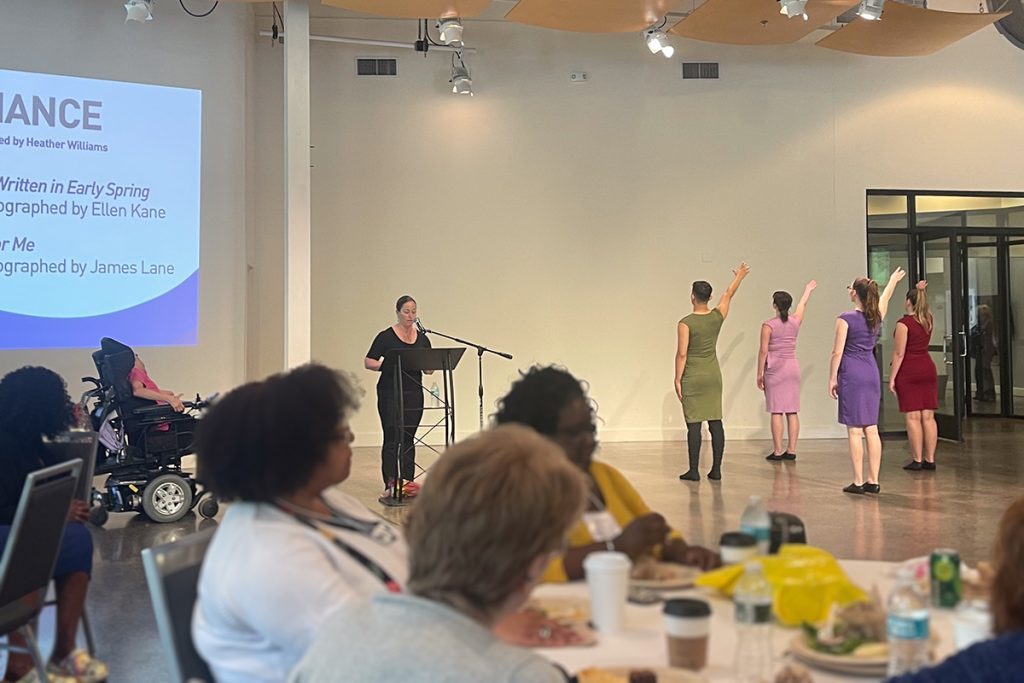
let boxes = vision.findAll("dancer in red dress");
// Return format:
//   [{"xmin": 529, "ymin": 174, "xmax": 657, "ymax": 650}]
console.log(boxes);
[{"xmin": 889, "ymin": 281, "xmax": 938, "ymax": 471}]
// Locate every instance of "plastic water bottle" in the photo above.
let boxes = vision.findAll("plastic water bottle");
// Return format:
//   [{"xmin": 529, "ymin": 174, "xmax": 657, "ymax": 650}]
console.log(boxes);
[
  {"xmin": 887, "ymin": 568, "xmax": 931, "ymax": 676},
  {"xmin": 740, "ymin": 495, "xmax": 772, "ymax": 555},
  {"xmin": 733, "ymin": 562, "xmax": 774, "ymax": 683},
  {"xmin": 429, "ymin": 382, "xmax": 441, "ymax": 407}
]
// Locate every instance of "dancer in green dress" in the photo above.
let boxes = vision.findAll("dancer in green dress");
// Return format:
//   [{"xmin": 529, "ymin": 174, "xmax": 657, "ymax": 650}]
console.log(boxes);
[{"xmin": 675, "ymin": 262, "xmax": 750, "ymax": 481}]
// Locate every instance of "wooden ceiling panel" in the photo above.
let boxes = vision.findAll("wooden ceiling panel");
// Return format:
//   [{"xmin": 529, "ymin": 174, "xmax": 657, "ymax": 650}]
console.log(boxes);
[
  {"xmin": 816, "ymin": 3, "xmax": 1009, "ymax": 56},
  {"xmin": 669, "ymin": 0, "xmax": 859, "ymax": 45},
  {"xmin": 505, "ymin": 0, "xmax": 679, "ymax": 33},
  {"xmin": 319, "ymin": 0, "xmax": 491, "ymax": 19}
]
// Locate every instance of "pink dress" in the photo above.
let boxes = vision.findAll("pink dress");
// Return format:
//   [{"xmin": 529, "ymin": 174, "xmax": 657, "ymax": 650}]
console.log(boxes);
[{"xmin": 763, "ymin": 316, "xmax": 801, "ymax": 414}]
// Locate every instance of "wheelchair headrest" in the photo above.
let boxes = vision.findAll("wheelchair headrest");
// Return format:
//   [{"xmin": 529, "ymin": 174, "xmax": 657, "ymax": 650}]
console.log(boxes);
[{"xmin": 94, "ymin": 337, "xmax": 137, "ymax": 404}]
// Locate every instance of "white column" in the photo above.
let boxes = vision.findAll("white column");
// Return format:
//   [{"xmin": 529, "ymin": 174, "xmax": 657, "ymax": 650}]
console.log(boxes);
[{"xmin": 283, "ymin": 0, "xmax": 311, "ymax": 368}]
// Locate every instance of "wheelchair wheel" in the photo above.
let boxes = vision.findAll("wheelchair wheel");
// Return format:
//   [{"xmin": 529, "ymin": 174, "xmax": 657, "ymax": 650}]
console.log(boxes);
[
  {"xmin": 198, "ymin": 497, "xmax": 220, "ymax": 519},
  {"xmin": 142, "ymin": 473, "xmax": 193, "ymax": 523},
  {"xmin": 88, "ymin": 505, "xmax": 109, "ymax": 527}
]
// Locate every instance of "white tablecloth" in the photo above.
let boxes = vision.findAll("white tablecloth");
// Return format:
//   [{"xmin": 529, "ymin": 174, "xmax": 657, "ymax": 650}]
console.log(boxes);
[{"xmin": 536, "ymin": 560, "xmax": 956, "ymax": 682}]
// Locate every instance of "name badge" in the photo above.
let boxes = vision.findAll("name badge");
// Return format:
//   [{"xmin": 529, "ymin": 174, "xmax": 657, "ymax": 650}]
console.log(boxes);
[{"xmin": 582, "ymin": 511, "xmax": 622, "ymax": 543}]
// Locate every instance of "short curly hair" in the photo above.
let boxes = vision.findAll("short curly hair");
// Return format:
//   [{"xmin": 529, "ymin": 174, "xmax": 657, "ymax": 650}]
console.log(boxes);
[
  {"xmin": 196, "ymin": 363, "xmax": 361, "ymax": 501},
  {"xmin": 0, "ymin": 366, "xmax": 73, "ymax": 439},
  {"xmin": 493, "ymin": 366, "xmax": 590, "ymax": 437}
]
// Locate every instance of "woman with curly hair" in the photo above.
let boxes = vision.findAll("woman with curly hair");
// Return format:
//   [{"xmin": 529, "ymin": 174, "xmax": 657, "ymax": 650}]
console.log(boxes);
[
  {"xmin": 494, "ymin": 366, "xmax": 720, "ymax": 582},
  {"xmin": 0, "ymin": 367, "xmax": 107, "ymax": 683},
  {"xmin": 887, "ymin": 495, "xmax": 1024, "ymax": 682}
]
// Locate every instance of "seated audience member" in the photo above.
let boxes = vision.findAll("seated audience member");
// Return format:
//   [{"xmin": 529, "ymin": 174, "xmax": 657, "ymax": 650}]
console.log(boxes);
[
  {"xmin": 888, "ymin": 495, "xmax": 1024, "ymax": 683},
  {"xmin": 192, "ymin": 364, "xmax": 407, "ymax": 683},
  {"xmin": 0, "ymin": 367, "xmax": 107, "ymax": 683},
  {"xmin": 291, "ymin": 424, "xmax": 585, "ymax": 683},
  {"xmin": 494, "ymin": 366, "xmax": 720, "ymax": 582}
]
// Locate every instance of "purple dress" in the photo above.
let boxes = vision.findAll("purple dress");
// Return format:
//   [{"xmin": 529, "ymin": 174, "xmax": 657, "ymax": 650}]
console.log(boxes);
[
  {"xmin": 837, "ymin": 310, "xmax": 881, "ymax": 426},
  {"xmin": 763, "ymin": 317, "xmax": 801, "ymax": 414}
]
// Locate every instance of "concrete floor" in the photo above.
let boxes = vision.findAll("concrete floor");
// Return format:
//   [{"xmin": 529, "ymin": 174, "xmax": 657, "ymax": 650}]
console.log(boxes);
[{"xmin": 23, "ymin": 422, "xmax": 1024, "ymax": 682}]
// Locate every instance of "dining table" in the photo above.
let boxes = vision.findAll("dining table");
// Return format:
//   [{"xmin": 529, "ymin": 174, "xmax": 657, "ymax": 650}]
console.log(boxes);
[{"xmin": 535, "ymin": 559, "xmax": 960, "ymax": 682}]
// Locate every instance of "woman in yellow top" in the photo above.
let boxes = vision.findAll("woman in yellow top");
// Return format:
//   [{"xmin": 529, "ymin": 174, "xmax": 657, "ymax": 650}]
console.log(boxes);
[{"xmin": 494, "ymin": 366, "xmax": 720, "ymax": 581}]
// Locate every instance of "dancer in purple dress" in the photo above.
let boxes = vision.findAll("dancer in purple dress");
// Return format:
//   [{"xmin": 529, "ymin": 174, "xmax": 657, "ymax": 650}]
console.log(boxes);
[
  {"xmin": 757, "ymin": 280, "xmax": 816, "ymax": 462},
  {"xmin": 828, "ymin": 268, "xmax": 906, "ymax": 495}
]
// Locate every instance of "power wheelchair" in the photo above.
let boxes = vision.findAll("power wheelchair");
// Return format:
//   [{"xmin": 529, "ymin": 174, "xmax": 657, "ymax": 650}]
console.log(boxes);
[{"xmin": 80, "ymin": 337, "xmax": 218, "ymax": 525}]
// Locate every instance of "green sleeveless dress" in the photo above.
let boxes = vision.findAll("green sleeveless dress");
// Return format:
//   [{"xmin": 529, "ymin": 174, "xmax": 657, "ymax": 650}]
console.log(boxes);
[{"xmin": 679, "ymin": 308, "xmax": 724, "ymax": 422}]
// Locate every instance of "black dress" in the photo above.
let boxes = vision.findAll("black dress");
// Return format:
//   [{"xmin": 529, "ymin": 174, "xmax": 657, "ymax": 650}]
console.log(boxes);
[{"xmin": 366, "ymin": 327, "xmax": 432, "ymax": 485}]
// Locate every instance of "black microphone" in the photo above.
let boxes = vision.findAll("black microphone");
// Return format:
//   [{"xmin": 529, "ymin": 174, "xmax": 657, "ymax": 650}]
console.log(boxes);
[{"xmin": 414, "ymin": 318, "xmax": 427, "ymax": 334}]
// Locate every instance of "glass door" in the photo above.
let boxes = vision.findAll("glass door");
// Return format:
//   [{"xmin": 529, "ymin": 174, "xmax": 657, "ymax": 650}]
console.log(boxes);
[
  {"xmin": 962, "ymin": 239, "xmax": 1002, "ymax": 415},
  {"xmin": 1007, "ymin": 242, "xmax": 1024, "ymax": 417},
  {"xmin": 919, "ymin": 235, "xmax": 965, "ymax": 441}
]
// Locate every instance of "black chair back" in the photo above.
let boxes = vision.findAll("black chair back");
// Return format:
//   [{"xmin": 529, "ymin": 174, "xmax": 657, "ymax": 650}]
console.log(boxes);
[
  {"xmin": 0, "ymin": 460, "xmax": 81, "ymax": 631},
  {"xmin": 141, "ymin": 529, "xmax": 215, "ymax": 683}
]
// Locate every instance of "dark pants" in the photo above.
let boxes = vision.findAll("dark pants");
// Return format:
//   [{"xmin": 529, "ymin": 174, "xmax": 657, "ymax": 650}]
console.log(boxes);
[
  {"xmin": 974, "ymin": 358, "xmax": 996, "ymax": 400},
  {"xmin": 378, "ymin": 390, "xmax": 424, "ymax": 485}
]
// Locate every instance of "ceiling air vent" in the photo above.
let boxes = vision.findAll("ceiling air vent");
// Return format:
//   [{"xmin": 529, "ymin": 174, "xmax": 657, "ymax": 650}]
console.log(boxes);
[
  {"xmin": 356, "ymin": 58, "xmax": 398, "ymax": 77},
  {"xmin": 682, "ymin": 62, "xmax": 719, "ymax": 79}
]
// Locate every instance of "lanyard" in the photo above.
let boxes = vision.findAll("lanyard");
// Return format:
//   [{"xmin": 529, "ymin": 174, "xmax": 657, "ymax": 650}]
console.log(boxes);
[{"xmin": 275, "ymin": 501, "xmax": 402, "ymax": 594}]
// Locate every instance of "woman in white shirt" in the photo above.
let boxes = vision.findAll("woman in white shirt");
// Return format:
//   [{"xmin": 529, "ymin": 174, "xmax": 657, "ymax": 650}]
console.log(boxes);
[{"xmin": 191, "ymin": 364, "xmax": 407, "ymax": 683}]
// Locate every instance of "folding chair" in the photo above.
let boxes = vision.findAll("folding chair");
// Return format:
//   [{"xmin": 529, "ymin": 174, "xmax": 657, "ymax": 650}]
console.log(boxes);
[
  {"xmin": 0, "ymin": 460, "xmax": 81, "ymax": 682},
  {"xmin": 141, "ymin": 528, "xmax": 215, "ymax": 683}
]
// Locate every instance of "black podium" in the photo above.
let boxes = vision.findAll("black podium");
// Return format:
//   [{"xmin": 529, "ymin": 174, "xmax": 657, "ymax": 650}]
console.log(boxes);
[{"xmin": 378, "ymin": 347, "xmax": 465, "ymax": 507}]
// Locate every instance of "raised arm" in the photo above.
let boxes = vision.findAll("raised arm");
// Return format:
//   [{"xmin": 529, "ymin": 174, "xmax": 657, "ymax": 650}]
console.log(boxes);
[
  {"xmin": 756, "ymin": 323, "xmax": 771, "ymax": 391},
  {"xmin": 889, "ymin": 321, "xmax": 909, "ymax": 396},
  {"xmin": 716, "ymin": 261, "xmax": 750, "ymax": 319},
  {"xmin": 792, "ymin": 279, "xmax": 817, "ymax": 321},
  {"xmin": 878, "ymin": 267, "xmax": 907, "ymax": 319},
  {"xmin": 828, "ymin": 317, "xmax": 849, "ymax": 400},
  {"xmin": 674, "ymin": 322, "xmax": 689, "ymax": 401}
]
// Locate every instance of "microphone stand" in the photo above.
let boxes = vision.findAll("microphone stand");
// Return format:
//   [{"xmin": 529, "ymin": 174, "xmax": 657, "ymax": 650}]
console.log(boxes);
[{"xmin": 419, "ymin": 325, "xmax": 512, "ymax": 432}]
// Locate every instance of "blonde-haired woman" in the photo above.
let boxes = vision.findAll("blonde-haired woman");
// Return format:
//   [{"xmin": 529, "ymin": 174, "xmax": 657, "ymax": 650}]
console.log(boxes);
[
  {"xmin": 889, "ymin": 281, "xmax": 938, "ymax": 472},
  {"xmin": 291, "ymin": 425, "xmax": 586, "ymax": 683},
  {"xmin": 828, "ymin": 268, "xmax": 906, "ymax": 495}
]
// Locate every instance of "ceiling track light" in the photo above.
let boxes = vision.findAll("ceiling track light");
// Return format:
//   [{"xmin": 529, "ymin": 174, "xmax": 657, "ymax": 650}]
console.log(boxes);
[
  {"xmin": 643, "ymin": 26, "xmax": 675, "ymax": 59},
  {"xmin": 778, "ymin": 0, "xmax": 809, "ymax": 21},
  {"xmin": 124, "ymin": 0, "xmax": 153, "ymax": 22},
  {"xmin": 857, "ymin": 0, "xmax": 885, "ymax": 21},
  {"xmin": 437, "ymin": 17, "xmax": 464, "ymax": 47},
  {"xmin": 450, "ymin": 54, "xmax": 472, "ymax": 96}
]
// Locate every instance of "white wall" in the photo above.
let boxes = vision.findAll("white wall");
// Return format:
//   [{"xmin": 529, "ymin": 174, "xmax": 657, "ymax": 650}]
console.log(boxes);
[
  {"xmin": 248, "ymin": 12, "xmax": 1024, "ymax": 444},
  {"xmin": 0, "ymin": 0, "xmax": 251, "ymax": 401}
]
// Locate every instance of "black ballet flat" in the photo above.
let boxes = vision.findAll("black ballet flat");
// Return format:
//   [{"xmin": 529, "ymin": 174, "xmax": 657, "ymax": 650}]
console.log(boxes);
[
  {"xmin": 863, "ymin": 483, "xmax": 880, "ymax": 494},
  {"xmin": 781, "ymin": 452, "xmax": 797, "ymax": 461},
  {"xmin": 903, "ymin": 461, "xmax": 923, "ymax": 471},
  {"xmin": 843, "ymin": 483, "xmax": 865, "ymax": 494},
  {"xmin": 766, "ymin": 452, "xmax": 784, "ymax": 462},
  {"xmin": 679, "ymin": 471, "xmax": 700, "ymax": 481},
  {"xmin": 921, "ymin": 461, "xmax": 936, "ymax": 471}
]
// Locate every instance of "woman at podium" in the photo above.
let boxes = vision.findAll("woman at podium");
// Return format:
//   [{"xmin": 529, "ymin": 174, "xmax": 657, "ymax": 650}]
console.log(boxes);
[{"xmin": 365, "ymin": 295, "xmax": 432, "ymax": 498}]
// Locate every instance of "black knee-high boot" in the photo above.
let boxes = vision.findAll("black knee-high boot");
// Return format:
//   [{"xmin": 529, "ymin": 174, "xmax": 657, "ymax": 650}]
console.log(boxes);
[
  {"xmin": 708, "ymin": 420, "xmax": 725, "ymax": 480},
  {"xmin": 680, "ymin": 422, "xmax": 702, "ymax": 481}
]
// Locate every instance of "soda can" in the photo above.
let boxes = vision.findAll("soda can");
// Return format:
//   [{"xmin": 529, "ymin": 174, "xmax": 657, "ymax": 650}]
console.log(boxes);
[{"xmin": 930, "ymin": 549, "xmax": 962, "ymax": 608}]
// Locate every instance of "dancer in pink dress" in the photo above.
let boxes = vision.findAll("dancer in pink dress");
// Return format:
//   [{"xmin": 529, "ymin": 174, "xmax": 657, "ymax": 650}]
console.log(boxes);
[{"xmin": 757, "ymin": 280, "xmax": 816, "ymax": 461}]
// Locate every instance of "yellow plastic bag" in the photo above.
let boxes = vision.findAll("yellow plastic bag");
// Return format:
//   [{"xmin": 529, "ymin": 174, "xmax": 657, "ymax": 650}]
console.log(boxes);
[{"xmin": 694, "ymin": 545, "xmax": 867, "ymax": 627}]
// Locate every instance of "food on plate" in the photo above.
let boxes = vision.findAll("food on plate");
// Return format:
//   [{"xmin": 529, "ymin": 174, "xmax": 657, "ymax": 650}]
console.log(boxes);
[
  {"xmin": 526, "ymin": 597, "xmax": 589, "ymax": 624},
  {"xmin": 576, "ymin": 668, "xmax": 659, "ymax": 683},
  {"xmin": 774, "ymin": 662, "xmax": 814, "ymax": 683},
  {"xmin": 631, "ymin": 556, "xmax": 685, "ymax": 581},
  {"xmin": 800, "ymin": 590, "xmax": 888, "ymax": 656}
]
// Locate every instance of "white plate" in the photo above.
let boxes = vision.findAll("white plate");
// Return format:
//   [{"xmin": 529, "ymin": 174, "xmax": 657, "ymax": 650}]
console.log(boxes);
[{"xmin": 788, "ymin": 634, "xmax": 888, "ymax": 676}]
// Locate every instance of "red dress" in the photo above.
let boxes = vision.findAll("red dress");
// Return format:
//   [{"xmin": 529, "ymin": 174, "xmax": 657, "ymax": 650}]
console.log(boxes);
[{"xmin": 894, "ymin": 315, "xmax": 938, "ymax": 412}]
